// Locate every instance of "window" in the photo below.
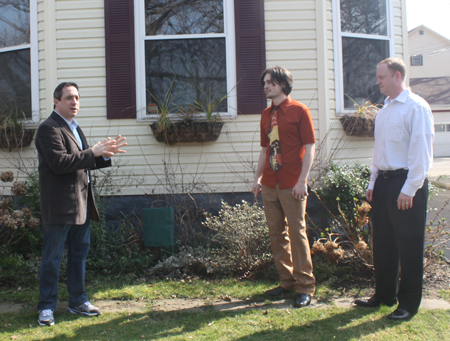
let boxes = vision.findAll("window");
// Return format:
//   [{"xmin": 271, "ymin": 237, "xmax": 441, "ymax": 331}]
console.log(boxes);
[
  {"xmin": 419, "ymin": 30, "xmax": 424, "ymax": 35},
  {"xmin": 333, "ymin": 0, "xmax": 394, "ymax": 112},
  {"xmin": 104, "ymin": 0, "xmax": 266, "ymax": 120},
  {"xmin": 0, "ymin": 0, "xmax": 38, "ymax": 122},
  {"xmin": 434, "ymin": 124, "xmax": 450, "ymax": 132},
  {"xmin": 135, "ymin": 0, "xmax": 235, "ymax": 120},
  {"xmin": 410, "ymin": 55, "xmax": 423, "ymax": 66}
]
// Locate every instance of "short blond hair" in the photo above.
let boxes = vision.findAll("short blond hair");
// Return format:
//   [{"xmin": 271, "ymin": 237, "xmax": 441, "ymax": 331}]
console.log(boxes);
[{"xmin": 378, "ymin": 57, "xmax": 407, "ymax": 80}]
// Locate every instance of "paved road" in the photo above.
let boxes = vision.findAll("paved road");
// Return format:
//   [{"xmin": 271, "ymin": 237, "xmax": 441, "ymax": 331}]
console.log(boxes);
[{"xmin": 428, "ymin": 157, "xmax": 450, "ymax": 259}]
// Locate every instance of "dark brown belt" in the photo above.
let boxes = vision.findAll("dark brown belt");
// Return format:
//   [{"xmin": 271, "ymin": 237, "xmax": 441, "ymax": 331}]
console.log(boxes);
[{"xmin": 379, "ymin": 169, "xmax": 408, "ymax": 178}]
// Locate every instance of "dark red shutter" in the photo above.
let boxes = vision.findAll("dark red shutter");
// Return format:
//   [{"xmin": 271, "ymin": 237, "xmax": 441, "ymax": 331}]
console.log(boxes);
[
  {"xmin": 234, "ymin": 0, "xmax": 266, "ymax": 115},
  {"xmin": 104, "ymin": 0, "xmax": 136, "ymax": 119}
]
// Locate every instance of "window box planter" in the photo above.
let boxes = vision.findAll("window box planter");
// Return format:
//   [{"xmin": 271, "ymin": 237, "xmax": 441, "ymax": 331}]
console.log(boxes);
[
  {"xmin": 339, "ymin": 115, "xmax": 375, "ymax": 137},
  {"xmin": 0, "ymin": 128, "xmax": 36, "ymax": 151},
  {"xmin": 150, "ymin": 121, "xmax": 224, "ymax": 145}
]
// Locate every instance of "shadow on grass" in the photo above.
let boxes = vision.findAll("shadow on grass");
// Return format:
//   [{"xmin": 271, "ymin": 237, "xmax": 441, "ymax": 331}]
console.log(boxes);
[
  {"xmin": 233, "ymin": 308, "xmax": 393, "ymax": 341},
  {"xmin": 1, "ymin": 303, "xmax": 406, "ymax": 340}
]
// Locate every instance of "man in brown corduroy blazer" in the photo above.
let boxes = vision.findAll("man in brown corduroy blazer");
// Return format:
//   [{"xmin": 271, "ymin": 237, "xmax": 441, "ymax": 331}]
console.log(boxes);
[{"xmin": 35, "ymin": 82, "xmax": 127, "ymax": 326}]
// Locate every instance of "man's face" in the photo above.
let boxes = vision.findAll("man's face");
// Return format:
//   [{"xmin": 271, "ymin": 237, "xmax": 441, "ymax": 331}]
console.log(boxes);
[
  {"xmin": 54, "ymin": 86, "xmax": 79, "ymax": 122},
  {"xmin": 376, "ymin": 63, "xmax": 398, "ymax": 98},
  {"xmin": 263, "ymin": 74, "xmax": 284, "ymax": 100}
]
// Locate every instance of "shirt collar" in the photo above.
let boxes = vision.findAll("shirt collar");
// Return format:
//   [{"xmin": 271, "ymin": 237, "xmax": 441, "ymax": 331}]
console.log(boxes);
[
  {"xmin": 385, "ymin": 87, "xmax": 411, "ymax": 105},
  {"xmin": 54, "ymin": 110, "xmax": 79, "ymax": 129},
  {"xmin": 270, "ymin": 95, "xmax": 292, "ymax": 114}
]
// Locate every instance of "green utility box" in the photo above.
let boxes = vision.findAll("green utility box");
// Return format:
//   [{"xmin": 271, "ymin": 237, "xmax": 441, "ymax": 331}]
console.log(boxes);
[{"xmin": 143, "ymin": 207, "xmax": 174, "ymax": 247}]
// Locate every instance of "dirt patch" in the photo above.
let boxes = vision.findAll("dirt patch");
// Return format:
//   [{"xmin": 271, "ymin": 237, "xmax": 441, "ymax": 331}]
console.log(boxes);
[{"xmin": 422, "ymin": 259, "xmax": 450, "ymax": 298}]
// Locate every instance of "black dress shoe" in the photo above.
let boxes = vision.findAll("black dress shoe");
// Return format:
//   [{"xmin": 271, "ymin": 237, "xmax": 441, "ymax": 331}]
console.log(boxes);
[
  {"xmin": 354, "ymin": 296, "xmax": 397, "ymax": 308},
  {"xmin": 388, "ymin": 308, "xmax": 414, "ymax": 321},
  {"xmin": 293, "ymin": 293, "xmax": 311, "ymax": 308},
  {"xmin": 265, "ymin": 286, "xmax": 291, "ymax": 296}
]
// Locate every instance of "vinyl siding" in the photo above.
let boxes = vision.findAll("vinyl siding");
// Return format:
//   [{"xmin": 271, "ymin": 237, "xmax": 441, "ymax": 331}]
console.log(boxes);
[{"xmin": 0, "ymin": 0, "xmax": 407, "ymax": 195}]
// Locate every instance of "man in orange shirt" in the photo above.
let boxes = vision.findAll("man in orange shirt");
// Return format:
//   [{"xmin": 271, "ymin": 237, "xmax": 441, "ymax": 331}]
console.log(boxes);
[{"xmin": 252, "ymin": 66, "xmax": 316, "ymax": 307}]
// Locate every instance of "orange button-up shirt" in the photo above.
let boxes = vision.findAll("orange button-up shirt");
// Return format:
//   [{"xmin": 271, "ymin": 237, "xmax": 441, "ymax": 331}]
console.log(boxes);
[{"xmin": 260, "ymin": 96, "xmax": 316, "ymax": 189}]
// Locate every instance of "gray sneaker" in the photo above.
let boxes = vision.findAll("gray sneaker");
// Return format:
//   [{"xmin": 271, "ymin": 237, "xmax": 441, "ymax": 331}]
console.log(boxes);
[
  {"xmin": 38, "ymin": 309, "xmax": 55, "ymax": 326},
  {"xmin": 68, "ymin": 301, "xmax": 102, "ymax": 316}
]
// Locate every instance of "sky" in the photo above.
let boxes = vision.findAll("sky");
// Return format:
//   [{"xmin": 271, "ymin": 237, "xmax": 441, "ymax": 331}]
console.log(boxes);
[{"xmin": 406, "ymin": 0, "xmax": 450, "ymax": 39}]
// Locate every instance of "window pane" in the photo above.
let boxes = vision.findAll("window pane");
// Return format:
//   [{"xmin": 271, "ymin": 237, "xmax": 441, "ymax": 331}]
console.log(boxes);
[
  {"xmin": 145, "ymin": 38, "xmax": 227, "ymax": 112},
  {"xmin": 342, "ymin": 37, "xmax": 389, "ymax": 109},
  {"xmin": 0, "ymin": 49, "xmax": 31, "ymax": 119},
  {"xmin": 434, "ymin": 124, "xmax": 445, "ymax": 132},
  {"xmin": 145, "ymin": 0, "xmax": 224, "ymax": 35},
  {"xmin": 340, "ymin": 0, "xmax": 387, "ymax": 36},
  {"xmin": 0, "ymin": 0, "xmax": 30, "ymax": 48}
]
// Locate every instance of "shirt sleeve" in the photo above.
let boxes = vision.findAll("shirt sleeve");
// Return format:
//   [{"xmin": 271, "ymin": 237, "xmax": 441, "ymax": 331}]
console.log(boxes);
[
  {"xmin": 367, "ymin": 160, "xmax": 379, "ymax": 191},
  {"xmin": 401, "ymin": 102, "xmax": 434, "ymax": 196},
  {"xmin": 298, "ymin": 106, "xmax": 316, "ymax": 145}
]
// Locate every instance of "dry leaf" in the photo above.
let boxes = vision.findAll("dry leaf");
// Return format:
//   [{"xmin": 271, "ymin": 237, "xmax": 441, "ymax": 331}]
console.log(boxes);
[{"xmin": 208, "ymin": 321, "xmax": 215, "ymax": 326}]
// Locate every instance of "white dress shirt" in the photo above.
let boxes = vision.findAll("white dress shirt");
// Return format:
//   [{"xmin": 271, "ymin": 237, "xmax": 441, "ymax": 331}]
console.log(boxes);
[
  {"xmin": 54, "ymin": 110, "xmax": 83, "ymax": 149},
  {"xmin": 367, "ymin": 88, "xmax": 435, "ymax": 197}
]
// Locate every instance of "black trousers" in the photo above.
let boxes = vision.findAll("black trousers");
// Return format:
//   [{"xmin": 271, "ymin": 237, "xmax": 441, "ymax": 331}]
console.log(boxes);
[{"xmin": 372, "ymin": 174, "xmax": 428, "ymax": 314}]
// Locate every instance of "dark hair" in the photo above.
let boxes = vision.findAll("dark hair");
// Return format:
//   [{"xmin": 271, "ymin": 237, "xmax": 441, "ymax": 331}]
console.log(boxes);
[
  {"xmin": 260, "ymin": 66, "xmax": 293, "ymax": 95},
  {"xmin": 378, "ymin": 58, "xmax": 407, "ymax": 80},
  {"xmin": 53, "ymin": 82, "xmax": 79, "ymax": 108}
]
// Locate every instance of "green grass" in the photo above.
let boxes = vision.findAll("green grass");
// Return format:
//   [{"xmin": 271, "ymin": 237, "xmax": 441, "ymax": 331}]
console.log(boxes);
[
  {"xmin": 1, "ymin": 306, "xmax": 449, "ymax": 340},
  {"xmin": 1, "ymin": 276, "xmax": 374, "ymax": 303},
  {"xmin": 1, "ymin": 279, "xmax": 449, "ymax": 340},
  {"xmin": 440, "ymin": 289, "xmax": 450, "ymax": 302}
]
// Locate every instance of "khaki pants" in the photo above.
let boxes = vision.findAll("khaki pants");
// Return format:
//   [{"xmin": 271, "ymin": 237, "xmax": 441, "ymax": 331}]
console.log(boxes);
[{"xmin": 261, "ymin": 184, "xmax": 315, "ymax": 295}]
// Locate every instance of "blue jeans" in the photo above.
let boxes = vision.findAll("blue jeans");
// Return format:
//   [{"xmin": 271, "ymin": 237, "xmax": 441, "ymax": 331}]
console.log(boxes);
[{"xmin": 37, "ymin": 216, "xmax": 91, "ymax": 311}]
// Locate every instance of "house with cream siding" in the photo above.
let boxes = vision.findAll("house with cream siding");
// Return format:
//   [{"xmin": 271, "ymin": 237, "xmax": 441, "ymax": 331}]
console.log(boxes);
[
  {"xmin": 408, "ymin": 25, "xmax": 450, "ymax": 157},
  {"xmin": 0, "ymin": 0, "xmax": 408, "ymax": 204}
]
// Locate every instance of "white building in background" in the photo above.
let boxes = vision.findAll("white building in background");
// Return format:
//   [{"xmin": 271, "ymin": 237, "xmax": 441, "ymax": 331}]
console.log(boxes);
[{"xmin": 408, "ymin": 25, "xmax": 450, "ymax": 157}]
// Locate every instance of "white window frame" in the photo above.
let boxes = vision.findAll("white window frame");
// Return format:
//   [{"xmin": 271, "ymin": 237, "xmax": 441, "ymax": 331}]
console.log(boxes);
[
  {"xmin": 0, "ymin": 0, "xmax": 39, "ymax": 125},
  {"xmin": 332, "ymin": 0, "xmax": 395, "ymax": 115},
  {"xmin": 134, "ymin": 0, "xmax": 237, "ymax": 122}
]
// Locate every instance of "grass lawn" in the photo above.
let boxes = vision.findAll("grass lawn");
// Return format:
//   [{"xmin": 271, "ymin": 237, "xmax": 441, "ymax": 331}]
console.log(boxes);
[{"xmin": 1, "ymin": 278, "xmax": 450, "ymax": 340}]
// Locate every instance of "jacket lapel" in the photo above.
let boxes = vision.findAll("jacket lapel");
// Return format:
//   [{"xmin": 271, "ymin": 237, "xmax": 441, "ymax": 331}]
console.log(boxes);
[{"xmin": 50, "ymin": 111, "xmax": 83, "ymax": 151}]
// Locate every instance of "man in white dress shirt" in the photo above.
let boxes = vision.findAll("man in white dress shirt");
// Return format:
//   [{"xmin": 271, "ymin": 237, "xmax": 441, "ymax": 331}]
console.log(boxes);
[{"xmin": 354, "ymin": 58, "xmax": 435, "ymax": 321}]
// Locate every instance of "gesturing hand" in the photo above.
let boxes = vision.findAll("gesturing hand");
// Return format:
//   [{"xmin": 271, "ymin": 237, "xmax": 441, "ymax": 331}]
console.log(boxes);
[
  {"xmin": 91, "ymin": 137, "xmax": 116, "ymax": 157},
  {"xmin": 108, "ymin": 135, "xmax": 127, "ymax": 155}
]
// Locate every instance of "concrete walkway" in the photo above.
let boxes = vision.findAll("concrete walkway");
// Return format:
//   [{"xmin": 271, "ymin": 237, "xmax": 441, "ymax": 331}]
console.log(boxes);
[{"xmin": 429, "ymin": 157, "xmax": 450, "ymax": 189}]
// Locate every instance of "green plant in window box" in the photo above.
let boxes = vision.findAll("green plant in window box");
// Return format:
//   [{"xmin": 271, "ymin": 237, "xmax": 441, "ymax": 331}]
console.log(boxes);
[
  {"xmin": 339, "ymin": 95, "xmax": 381, "ymax": 137},
  {"xmin": 148, "ymin": 80, "xmax": 226, "ymax": 144},
  {"xmin": 147, "ymin": 77, "xmax": 179, "ymax": 138},
  {"xmin": 0, "ymin": 99, "xmax": 36, "ymax": 151},
  {"xmin": 192, "ymin": 84, "xmax": 228, "ymax": 123}
]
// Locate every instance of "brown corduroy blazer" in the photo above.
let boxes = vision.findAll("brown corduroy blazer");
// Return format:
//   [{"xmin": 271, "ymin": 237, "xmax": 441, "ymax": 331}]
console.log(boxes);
[{"xmin": 35, "ymin": 111, "xmax": 111, "ymax": 225}]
